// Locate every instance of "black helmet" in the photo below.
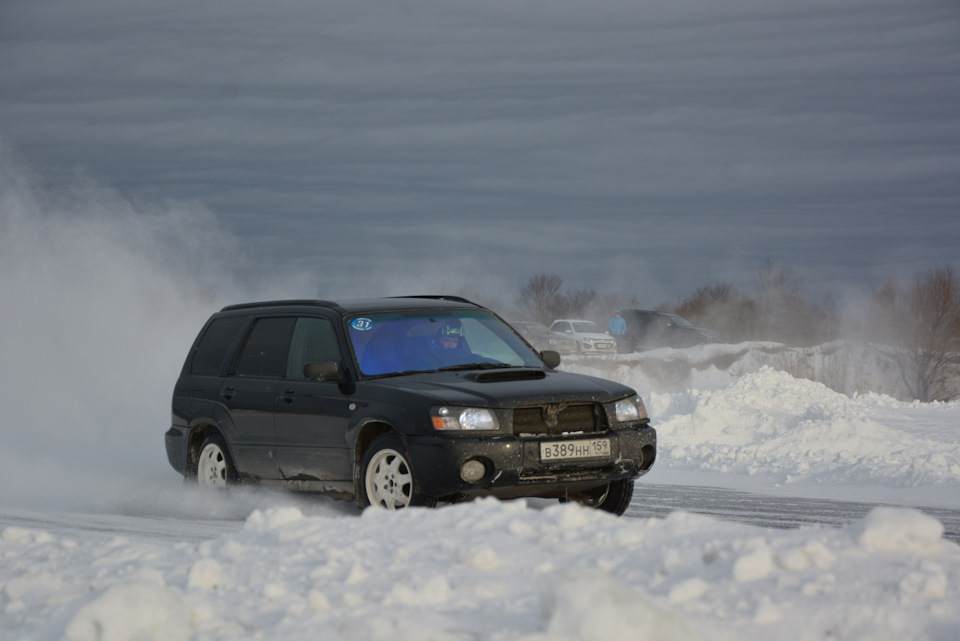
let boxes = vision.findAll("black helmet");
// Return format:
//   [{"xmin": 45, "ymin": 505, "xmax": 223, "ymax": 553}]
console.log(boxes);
[{"xmin": 436, "ymin": 320, "xmax": 464, "ymax": 338}]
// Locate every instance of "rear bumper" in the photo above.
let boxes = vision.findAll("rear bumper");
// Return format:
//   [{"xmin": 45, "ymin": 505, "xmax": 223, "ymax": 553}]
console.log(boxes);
[
  {"xmin": 405, "ymin": 426, "xmax": 656, "ymax": 500},
  {"xmin": 165, "ymin": 426, "xmax": 187, "ymax": 474}
]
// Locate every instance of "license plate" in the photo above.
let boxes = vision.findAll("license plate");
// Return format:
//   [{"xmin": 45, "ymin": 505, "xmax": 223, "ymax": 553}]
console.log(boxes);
[{"xmin": 540, "ymin": 438, "xmax": 610, "ymax": 461}]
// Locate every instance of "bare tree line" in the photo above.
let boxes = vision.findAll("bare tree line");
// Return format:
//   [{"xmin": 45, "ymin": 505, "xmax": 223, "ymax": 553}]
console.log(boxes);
[{"xmin": 457, "ymin": 261, "xmax": 960, "ymax": 402}]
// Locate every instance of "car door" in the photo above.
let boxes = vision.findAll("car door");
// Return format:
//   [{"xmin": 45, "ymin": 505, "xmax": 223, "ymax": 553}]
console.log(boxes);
[
  {"xmin": 274, "ymin": 316, "xmax": 354, "ymax": 481},
  {"xmin": 219, "ymin": 316, "xmax": 295, "ymax": 480},
  {"xmin": 551, "ymin": 321, "xmax": 580, "ymax": 350}
]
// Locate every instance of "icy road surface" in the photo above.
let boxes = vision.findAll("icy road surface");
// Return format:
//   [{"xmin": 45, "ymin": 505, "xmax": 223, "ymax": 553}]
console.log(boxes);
[{"xmin": 3, "ymin": 485, "xmax": 958, "ymax": 545}]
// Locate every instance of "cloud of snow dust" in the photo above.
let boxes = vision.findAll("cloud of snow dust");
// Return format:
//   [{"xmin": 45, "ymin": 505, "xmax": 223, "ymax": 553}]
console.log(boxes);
[
  {"xmin": 0, "ymin": 145, "xmax": 282, "ymax": 512},
  {"xmin": 0, "ymin": 145, "xmax": 524, "ymax": 517}
]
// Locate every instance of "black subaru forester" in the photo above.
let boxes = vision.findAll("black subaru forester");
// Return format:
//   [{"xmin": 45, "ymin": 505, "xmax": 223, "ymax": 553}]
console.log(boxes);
[{"xmin": 165, "ymin": 296, "xmax": 656, "ymax": 515}]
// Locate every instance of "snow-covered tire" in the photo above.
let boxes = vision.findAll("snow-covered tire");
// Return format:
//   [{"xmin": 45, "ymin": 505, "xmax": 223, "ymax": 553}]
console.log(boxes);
[
  {"xmin": 562, "ymin": 479, "xmax": 634, "ymax": 516},
  {"xmin": 360, "ymin": 435, "xmax": 434, "ymax": 510},
  {"xmin": 195, "ymin": 434, "xmax": 237, "ymax": 489}
]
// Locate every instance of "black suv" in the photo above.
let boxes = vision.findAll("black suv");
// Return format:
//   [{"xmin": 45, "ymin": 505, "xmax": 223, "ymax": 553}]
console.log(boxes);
[
  {"xmin": 165, "ymin": 297, "xmax": 656, "ymax": 514},
  {"xmin": 617, "ymin": 309, "xmax": 719, "ymax": 352}
]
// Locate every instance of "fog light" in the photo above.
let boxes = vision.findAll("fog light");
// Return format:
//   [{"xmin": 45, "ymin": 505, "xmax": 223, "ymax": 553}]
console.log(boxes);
[{"xmin": 460, "ymin": 459, "xmax": 486, "ymax": 483}]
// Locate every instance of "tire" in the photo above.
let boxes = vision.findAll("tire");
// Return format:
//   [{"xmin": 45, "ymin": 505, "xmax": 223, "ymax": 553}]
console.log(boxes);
[
  {"xmin": 561, "ymin": 479, "xmax": 634, "ymax": 516},
  {"xmin": 195, "ymin": 433, "xmax": 237, "ymax": 489},
  {"xmin": 360, "ymin": 434, "xmax": 434, "ymax": 510}
]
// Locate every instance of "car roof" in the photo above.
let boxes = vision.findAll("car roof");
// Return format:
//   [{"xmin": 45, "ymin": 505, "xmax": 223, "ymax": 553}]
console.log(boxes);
[
  {"xmin": 552, "ymin": 318, "xmax": 596, "ymax": 323},
  {"xmin": 219, "ymin": 296, "xmax": 482, "ymax": 315}
]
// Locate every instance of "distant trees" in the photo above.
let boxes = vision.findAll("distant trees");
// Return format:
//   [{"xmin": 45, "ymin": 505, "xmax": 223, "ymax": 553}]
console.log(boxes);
[
  {"xmin": 512, "ymin": 273, "xmax": 632, "ymax": 326},
  {"xmin": 753, "ymin": 259, "xmax": 830, "ymax": 345},
  {"xmin": 866, "ymin": 266, "xmax": 960, "ymax": 402},
  {"xmin": 501, "ymin": 262, "xmax": 959, "ymax": 402},
  {"xmin": 514, "ymin": 274, "xmax": 567, "ymax": 325},
  {"xmin": 663, "ymin": 260, "xmax": 832, "ymax": 346},
  {"xmin": 668, "ymin": 280, "xmax": 756, "ymax": 343}
]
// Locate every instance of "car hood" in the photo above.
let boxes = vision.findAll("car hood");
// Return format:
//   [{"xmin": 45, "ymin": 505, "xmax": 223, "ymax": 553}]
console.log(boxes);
[
  {"xmin": 573, "ymin": 332, "xmax": 613, "ymax": 340},
  {"xmin": 361, "ymin": 368, "xmax": 634, "ymax": 407}
]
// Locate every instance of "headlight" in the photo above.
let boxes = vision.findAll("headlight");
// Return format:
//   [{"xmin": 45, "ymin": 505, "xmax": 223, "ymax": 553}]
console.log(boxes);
[
  {"xmin": 431, "ymin": 406, "xmax": 500, "ymax": 431},
  {"xmin": 614, "ymin": 396, "xmax": 648, "ymax": 423}
]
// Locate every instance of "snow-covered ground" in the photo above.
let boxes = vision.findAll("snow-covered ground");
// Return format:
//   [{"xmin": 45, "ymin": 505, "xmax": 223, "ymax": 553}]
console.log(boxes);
[
  {"xmin": 5, "ymin": 139, "xmax": 960, "ymax": 640},
  {"xmin": 2, "ymin": 346, "xmax": 960, "ymax": 641}
]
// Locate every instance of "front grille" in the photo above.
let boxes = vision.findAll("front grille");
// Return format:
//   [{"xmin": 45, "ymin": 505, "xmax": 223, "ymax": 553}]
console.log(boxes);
[{"xmin": 512, "ymin": 403, "xmax": 607, "ymax": 436}]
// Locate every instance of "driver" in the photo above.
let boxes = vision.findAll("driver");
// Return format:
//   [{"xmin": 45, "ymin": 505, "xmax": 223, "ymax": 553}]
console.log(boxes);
[{"xmin": 430, "ymin": 319, "xmax": 468, "ymax": 365}]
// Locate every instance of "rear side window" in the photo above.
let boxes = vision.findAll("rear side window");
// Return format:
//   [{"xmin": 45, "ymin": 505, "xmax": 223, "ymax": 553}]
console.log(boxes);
[
  {"xmin": 191, "ymin": 316, "xmax": 247, "ymax": 376},
  {"xmin": 234, "ymin": 317, "xmax": 296, "ymax": 378}
]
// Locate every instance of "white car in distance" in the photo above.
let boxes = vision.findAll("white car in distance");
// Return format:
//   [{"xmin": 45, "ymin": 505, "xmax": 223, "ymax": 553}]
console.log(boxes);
[{"xmin": 549, "ymin": 319, "xmax": 617, "ymax": 355}]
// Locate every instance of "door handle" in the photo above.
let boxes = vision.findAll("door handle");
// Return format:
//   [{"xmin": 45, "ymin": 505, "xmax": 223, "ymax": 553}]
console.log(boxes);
[
  {"xmin": 279, "ymin": 389, "xmax": 297, "ymax": 403},
  {"xmin": 220, "ymin": 387, "xmax": 236, "ymax": 400}
]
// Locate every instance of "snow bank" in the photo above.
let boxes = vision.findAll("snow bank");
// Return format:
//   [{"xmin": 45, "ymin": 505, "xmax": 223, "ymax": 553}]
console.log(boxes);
[
  {"xmin": 650, "ymin": 368, "xmax": 960, "ymax": 487},
  {"xmin": 564, "ymin": 359, "xmax": 960, "ymax": 503},
  {"xmin": 3, "ymin": 500, "xmax": 959, "ymax": 641}
]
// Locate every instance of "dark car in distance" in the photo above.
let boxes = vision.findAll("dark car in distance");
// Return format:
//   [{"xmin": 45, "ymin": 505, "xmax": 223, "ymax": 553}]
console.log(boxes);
[
  {"xmin": 617, "ymin": 309, "xmax": 719, "ymax": 352},
  {"xmin": 166, "ymin": 297, "xmax": 656, "ymax": 515}
]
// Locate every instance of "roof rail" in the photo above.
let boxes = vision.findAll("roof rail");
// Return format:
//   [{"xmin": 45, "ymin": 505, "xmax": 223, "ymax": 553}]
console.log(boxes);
[
  {"xmin": 391, "ymin": 295, "xmax": 480, "ymax": 306},
  {"xmin": 220, "ymin": 299, "xmax": 341, "ymax": 312}
]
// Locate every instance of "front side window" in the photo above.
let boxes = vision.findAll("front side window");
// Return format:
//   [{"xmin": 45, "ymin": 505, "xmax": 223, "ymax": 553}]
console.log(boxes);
[
  {"xmin": 233, "ymin": 317, "xmax": 296, "ymax": 378},
  {"xmin": 286, "ymin": 317, "xmax": 342, "ymax": 379},
  {"xmin": 347, "ymin": 309, "xmax": 542, "ymax": 377},
  {"xmin": 572, "ymin": 321, "xmax": 603, "ymax": 334}
]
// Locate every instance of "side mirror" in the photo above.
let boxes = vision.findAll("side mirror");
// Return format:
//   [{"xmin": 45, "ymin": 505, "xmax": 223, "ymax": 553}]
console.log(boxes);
[
  {"xmin": 540, "ymin": 350, "xmax": 561, "ymax": 369},
  {"xmin": 304, "ymin": 361, "xmax": 343, "ymax": 382}
]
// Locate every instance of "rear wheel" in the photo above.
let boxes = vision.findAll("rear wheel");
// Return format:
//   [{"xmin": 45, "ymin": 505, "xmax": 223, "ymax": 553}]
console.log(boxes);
[
  {"xmin": 360, "ymin": 435, "xmax": 434, "ymax": 510},
  {"xmin": 561, "ymin": 479, "xmax": 634, "ymax": 516},
  {"xmin": 195, "ymin": 434, "xmax": 237, "ymax": 489}
]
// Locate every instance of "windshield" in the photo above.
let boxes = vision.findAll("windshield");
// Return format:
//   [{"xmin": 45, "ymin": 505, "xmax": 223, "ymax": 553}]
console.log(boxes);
[
  {"xmin": 347, "ymin": 309, "xmax": 544, "ymax": 377},
  {"xmin": 663, "ymin": 313, "xmax": 694, "ymax": 328},
  {"xmin": 571, "ymin": 321, "xmax": 603, "ymax": 333},
  {"xmin": 513, "ymin": 321, "xmax": 549, "ymax": 335}
]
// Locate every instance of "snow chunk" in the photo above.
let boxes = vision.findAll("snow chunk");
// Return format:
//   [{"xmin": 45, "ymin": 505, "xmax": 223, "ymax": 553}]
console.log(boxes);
[
  {"xmin": 851, "ymin": 507, "xmax": 944, "ymax": 552},
  {"xmin": 667, "ymin": 577, "xmax": 709, "ymax": 604},
  {"xmin": 63, "ymin": 578, "xmax": 194, "ymax": 641},
  {"xmin": 187, "ymin": 558, "xmax": 225, "ymax": 591},
  {"xmin": 461, "ymin": 545, "xmax": 501, "ymax": 569},
  {"xmin": 540, "ymin": 569, "xmax": 698, "ymax": 641},
  {"xmin": 776, "ymin": 541, "xmax": 836, "ymax": 572},
  {"xmin": 245, "ymin": 506, "xmax": 304, "ymax": 530},
  {"xmin": 733, "ymin": 545, "xmax": 774, "ymax": 582},
  {"xmin": 2, "ymin": 526, "xmax": 54, "ymax": 544},
  {"xmin": 383, "ymin": 575, "xmax": 450, "ymax": 606}
]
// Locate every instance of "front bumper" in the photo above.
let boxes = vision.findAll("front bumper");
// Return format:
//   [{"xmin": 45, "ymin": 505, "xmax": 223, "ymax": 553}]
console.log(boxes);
[
  {"xmin": 405, "ymin": 426, "xmax": 656, "ymax": 500},
  {"xmin": 580, "ymin": 342, "xmax": 617, "ymax": 354}
]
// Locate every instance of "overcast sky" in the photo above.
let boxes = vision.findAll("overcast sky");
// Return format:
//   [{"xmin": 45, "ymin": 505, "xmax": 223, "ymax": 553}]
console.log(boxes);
[{"xmin": 2, "ymin": 0, "xmax": 958, "ymax": 306}]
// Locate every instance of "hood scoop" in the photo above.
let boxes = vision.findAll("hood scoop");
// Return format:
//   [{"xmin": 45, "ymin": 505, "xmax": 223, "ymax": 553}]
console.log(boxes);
[{"xmin": 474, "ymin": 368, "xmax": 546, "ymax": 382}]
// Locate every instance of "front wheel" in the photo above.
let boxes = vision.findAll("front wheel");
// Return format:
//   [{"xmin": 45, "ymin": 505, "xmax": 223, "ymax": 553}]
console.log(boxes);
[
  {"xmin": 195, "ymin": 434, "xmax": 237, "ymax": 489},
  {"xmin": 360, "ymin": 435, "xmax": 434, "ymax": 510},
  {"xmin": 561, "ymin": 479, "xmax": 634, "ymax": 516}
]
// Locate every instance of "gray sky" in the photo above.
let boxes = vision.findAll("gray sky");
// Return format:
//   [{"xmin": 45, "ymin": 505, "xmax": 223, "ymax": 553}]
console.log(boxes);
[{"xmin": 2, "ymin": 0, "xmax": 958, "ymax": 306}]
